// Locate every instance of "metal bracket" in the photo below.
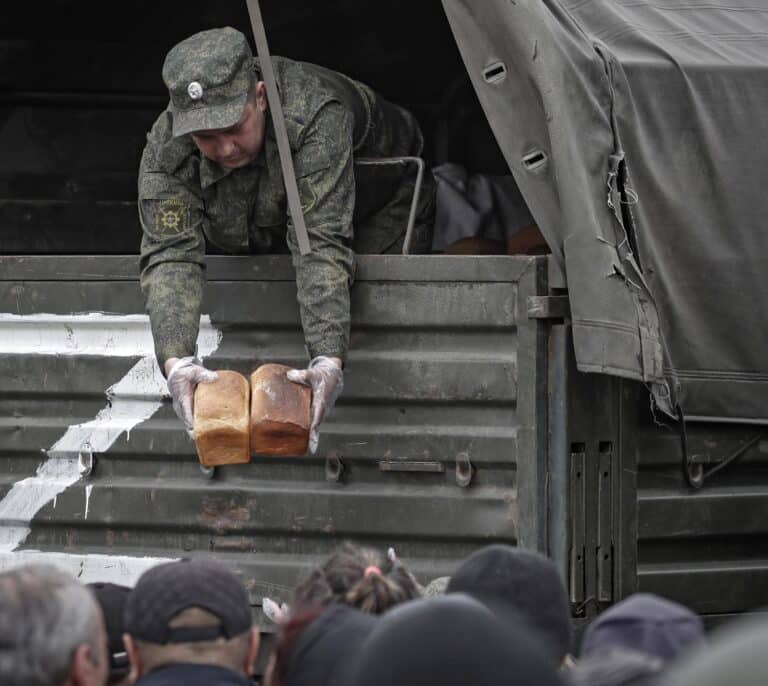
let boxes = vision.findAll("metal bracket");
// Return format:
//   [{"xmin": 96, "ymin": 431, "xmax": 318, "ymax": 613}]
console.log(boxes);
[
  {"xmin": 569, "ymin": 441, "xmax": 616, "ymax": 614},
  {"xmin": 527, "ymin": 295, "xmax": 570, "ymax": 320},
  {"xmin": 455, "ymin": 453, "xmax": 474, "ymax": 488},
  {"xmin": 379, "ymin": 460, "xmax": 444, "ymax": 473},
  {"xmin": 597, "ymin": 443, "xmax": 614, "ymax": 604},
  {"xmin": 678, "ymin": 404, "xmax": 763, "ymax": 489},
  {"xmin": 325, "ymin": 455, "xmax": 345, "ymax": 483},
  {"xmin": 78, "ymin": 442, "xmax": 94, "ymax": 478},
  {"xmin": 569, "ymin": 444, "xmax": 586, "ymax": 614}
]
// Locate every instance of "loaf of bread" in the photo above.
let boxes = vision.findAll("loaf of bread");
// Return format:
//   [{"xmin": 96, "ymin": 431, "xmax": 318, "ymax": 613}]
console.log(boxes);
[
  {"xmin": 194, "ymin": 370, "xmax": 251, "ymax": 467},
  {"xmin": 250, "ymin": 364, "xmax": 311, "ymax": 456}
]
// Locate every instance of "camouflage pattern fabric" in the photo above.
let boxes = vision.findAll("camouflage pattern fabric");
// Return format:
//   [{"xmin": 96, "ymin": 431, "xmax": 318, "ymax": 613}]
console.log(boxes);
[
  {"xmin": 140, "ymin": 55, "xmax": 435, "ymax": 368},
  {"xmin": 162, "ymin": 27, "xmax": 255, "ymax": 137}
]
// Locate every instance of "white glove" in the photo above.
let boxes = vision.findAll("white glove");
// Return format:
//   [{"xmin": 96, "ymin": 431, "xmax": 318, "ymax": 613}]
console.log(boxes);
[
  {"xmin": 287, "ymin": 356, "xmax": 344, "ymax": 454},
  {"xmin": 166, "ymin": 356, "xmax": 218, "ymax": 431}
]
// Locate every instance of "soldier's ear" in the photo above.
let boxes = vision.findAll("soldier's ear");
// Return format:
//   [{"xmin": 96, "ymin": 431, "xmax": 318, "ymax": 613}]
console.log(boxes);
[{"xmin": 255, "ymin": 82, "xmax": 268, "ymax": 112}]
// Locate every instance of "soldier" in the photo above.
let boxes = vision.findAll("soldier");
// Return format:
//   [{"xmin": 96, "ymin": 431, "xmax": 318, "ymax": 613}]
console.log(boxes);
[{"xmin": 140, "ymin": 27, "xmax": 435, "ymax": 452}]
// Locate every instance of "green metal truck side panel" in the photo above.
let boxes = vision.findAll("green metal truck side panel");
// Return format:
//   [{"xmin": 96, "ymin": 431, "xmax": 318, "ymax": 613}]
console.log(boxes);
[{"xmin": 0, "ymin": 254, "xmax": 550, "ymax": 622}]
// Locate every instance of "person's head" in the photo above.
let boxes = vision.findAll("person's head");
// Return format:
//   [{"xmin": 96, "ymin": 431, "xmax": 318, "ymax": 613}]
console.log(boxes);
[
  {"xmin": 265, "ymin": 604, "xmax": 377, "ymax": 686},
  {"xmin": 446, "ymin": 545, "xmax": 572, "ymax": 667},
  {"xmin": 566, "ymin": 648, "xmax": 664, "ymax": 686},
  {"xmin": 581, "ymin": 593, "xmax": 705, "ymax": 662},
  {"xmin": 87, "ymin": 583, "xmax": 131, "ymax": 686},
  {"xmin": 291, "ymin": 543, "xmax": 421, "ymax": 615},
  {"xmin": 122, "ymin": 559, "xmax": 259, "ymax": 680},
  {"xmin": 657, "ymin": 613, "xmax": 768, "ymax": 686},
  {"xmin": 0, "ymin": 564, "xmax": 109, "ymax": 686},
  {"xmin": 162, "ymin": 27, "xmax": 268, "ymax": 168},
  {"xmin": 344, "ymin": 594, "xmax": 562, "ymax": 686}
]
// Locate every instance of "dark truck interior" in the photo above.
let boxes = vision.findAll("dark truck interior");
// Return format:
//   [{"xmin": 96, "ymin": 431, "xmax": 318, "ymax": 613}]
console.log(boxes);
[{"xmin": 0, "ymin": 0, "xmax": 523, "ymax": 254}]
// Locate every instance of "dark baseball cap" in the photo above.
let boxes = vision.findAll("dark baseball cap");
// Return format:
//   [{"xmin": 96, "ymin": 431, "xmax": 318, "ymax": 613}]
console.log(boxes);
[
  {"xmin": 581, "ymin": 593, "xmax": 704, "ymax": 662},
  {"xmin": 446, "ymin": 545, "xmax": 572, "ymax": 666},
  {"xmin": 162, "ymin": 27, "xmax": 255, "ymax": 138},
  {"xmin": 124, "ymin": 559, "xmax": 252, "ymax": 644},
  {"xmin": 343, "ymin": 595, "xmax": 560, "ymax": 686}
]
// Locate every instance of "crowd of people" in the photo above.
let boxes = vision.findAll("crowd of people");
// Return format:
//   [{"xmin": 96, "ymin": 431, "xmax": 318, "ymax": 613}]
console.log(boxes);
[{"xmin": 0, "ymin": 543, "xmax": 765, "ymax": 686}]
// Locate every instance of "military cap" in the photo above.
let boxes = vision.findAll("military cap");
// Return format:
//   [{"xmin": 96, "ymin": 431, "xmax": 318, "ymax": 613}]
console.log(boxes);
[{"xmin": 162, "ymin": 27, "xmax": 255, "ymax": 137}]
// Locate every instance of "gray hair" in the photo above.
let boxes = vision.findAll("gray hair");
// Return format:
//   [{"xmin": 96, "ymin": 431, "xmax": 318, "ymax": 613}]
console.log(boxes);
[{"xmin": 0, "ymin": 564, "xmax": 102, "ymax": 686}]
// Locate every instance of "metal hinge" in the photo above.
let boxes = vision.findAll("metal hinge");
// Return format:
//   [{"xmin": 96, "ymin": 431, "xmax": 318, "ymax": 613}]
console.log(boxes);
[
  {"xmin": 527, "ymin": 295, "xmax": 570, "ymax": 320},
  {"xmin": 569, "ymin": 441, "xmax": 614, "ymax": 617},
  {"xmin": 569, "ymin": 444, "xmax": 586, "ymax": 614},
  {"xmin": 596, "ymin": 443, "xmax": 614, "ymax": 605}
]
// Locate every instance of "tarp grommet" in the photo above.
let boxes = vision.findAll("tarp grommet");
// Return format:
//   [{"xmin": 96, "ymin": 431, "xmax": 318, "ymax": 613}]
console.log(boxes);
[
  {"xmin": 522, "ymin": 149, "xmax": 548, "ymax": 172},
  {"xmin": 482, "ymin": 61, "xmax": 507, "ymax": 84}
]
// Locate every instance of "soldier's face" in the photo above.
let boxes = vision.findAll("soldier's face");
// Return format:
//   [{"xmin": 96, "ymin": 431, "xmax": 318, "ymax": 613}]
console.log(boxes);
[{"xmin": 191, "ymin": 83, "xmax": 268, "ymax": 169}]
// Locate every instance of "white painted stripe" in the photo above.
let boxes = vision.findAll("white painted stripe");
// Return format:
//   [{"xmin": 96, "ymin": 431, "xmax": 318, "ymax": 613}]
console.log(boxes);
[
  {"xmin": 0, "ymin": 457, "xmax": 81, "ymax": 552},
  {"xmin": 0, "ymin": 313, "xmax": 222, "ymax": 576},
  {"xmin": 0, "ymin": 551, "xmax": 179, "ymax": 586},
  {"xmin": 84, "ymin": 485, "xmax": 93, "ymax": 520},
  {"xmin": 0, "ymin": 313, "xmax": 161, "ymax": 357}
]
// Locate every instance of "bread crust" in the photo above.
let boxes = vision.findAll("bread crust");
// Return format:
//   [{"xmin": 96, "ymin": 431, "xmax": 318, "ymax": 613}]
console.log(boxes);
[
  {"xmin": 194, "ymin": 370, "xmax": 251, "ymax": 467},
  {"xmin": 250, "ymin": 364, "xmax": 311, "ymax": 456}
]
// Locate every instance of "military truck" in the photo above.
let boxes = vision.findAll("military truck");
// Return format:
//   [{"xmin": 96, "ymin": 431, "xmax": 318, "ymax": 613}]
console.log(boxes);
[{"xmin": 1, "ymin": 0, "xmax": 766, "ymax": 641}]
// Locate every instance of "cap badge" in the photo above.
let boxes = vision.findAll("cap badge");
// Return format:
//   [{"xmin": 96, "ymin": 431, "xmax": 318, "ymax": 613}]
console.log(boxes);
[{"xmin": 187, "ymin": 81, "xmax": 204, "ymax": 100}]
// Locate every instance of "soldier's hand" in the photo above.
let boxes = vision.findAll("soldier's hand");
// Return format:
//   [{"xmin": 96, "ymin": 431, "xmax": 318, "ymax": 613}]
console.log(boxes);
[
  {"xmin": 166, "ymin": 356, "xmax": 218, "ymax": 432},
  {"xmin": 286, "ymin": 356, "xmax": 344, "ymax": 454}
]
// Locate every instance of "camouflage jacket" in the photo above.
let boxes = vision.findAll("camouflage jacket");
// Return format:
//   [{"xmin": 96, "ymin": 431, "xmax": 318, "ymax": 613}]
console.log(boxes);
[{"xmin": 139, "ymin": 56, "xmax": 433, "ymax": 368}]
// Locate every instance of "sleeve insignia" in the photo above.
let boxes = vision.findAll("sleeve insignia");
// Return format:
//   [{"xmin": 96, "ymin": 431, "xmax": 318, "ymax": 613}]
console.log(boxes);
[{"xmin": 155, "ymin": 199, "xmax": 190, "ymax": 235}]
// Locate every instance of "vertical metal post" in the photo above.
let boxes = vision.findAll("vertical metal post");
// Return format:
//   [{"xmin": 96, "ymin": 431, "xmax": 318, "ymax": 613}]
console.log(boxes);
[
  {"xmin": 354, "ymin": 157, "xmax": 425, "ymax": 255},
  {"xmin": 516, "ymin": 257, "xmax": 550, "ymax": 552},
  {"xmin": 246, "ymin": 0, "xmax": 311, "ymax": 255},
  {"xmin": 547, "ymin": 323, "xmax": 570, "ymax": 584},
  {"xmin": 616, "ymin": 380, "xmax": 639, "ymax": 599}
]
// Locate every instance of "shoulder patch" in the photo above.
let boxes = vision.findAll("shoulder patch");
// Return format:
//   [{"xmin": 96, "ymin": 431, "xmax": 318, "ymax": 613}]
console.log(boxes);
[
  {"xmin": 157, "ymin": 199, "xmax": 187, "ymax": 233},
  {"xmin": 142, "ymin": 198, "xmax": 193, "ymax": 239}
]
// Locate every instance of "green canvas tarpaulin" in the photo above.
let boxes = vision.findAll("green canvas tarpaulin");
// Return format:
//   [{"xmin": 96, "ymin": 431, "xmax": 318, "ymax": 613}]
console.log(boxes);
[{"xmin": 443, "ymin": 0, "xmax": 768, "ymax": 421}]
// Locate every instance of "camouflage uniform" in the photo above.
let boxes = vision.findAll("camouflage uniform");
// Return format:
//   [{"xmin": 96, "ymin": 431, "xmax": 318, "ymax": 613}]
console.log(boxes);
[{"xmin": 139, "ymin": 29, "xmax": 435, "ymax": 369}]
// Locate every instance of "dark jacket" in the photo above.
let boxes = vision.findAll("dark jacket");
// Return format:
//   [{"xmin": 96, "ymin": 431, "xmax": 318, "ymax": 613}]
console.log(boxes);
[{"xmin": 284, "ymin": 603, "xmax": 377, "ymax": 686}]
